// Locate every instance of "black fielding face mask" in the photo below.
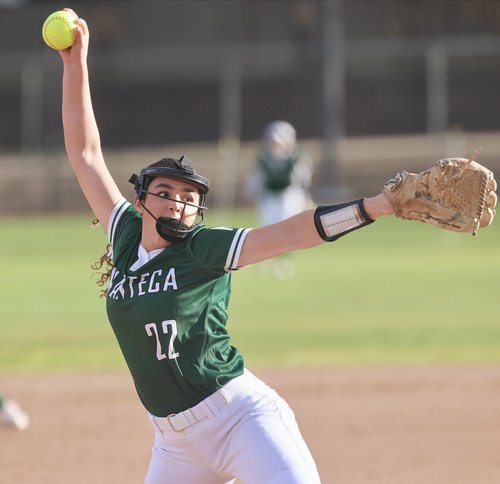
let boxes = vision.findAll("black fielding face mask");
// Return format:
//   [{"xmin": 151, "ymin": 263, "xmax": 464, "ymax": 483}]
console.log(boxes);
[{"xmin": 155, "ymin": 216, "xmax": 192, "ymax": 243}]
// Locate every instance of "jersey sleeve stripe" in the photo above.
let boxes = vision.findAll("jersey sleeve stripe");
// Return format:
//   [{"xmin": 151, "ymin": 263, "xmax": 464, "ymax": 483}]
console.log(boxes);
[
  {"xmin": 108, "ymin": 198, "xmax": 131, "ymax": 246},
  {"xmin": 224, "ymin": 228, "xmax": 250, "ymax": 272}
]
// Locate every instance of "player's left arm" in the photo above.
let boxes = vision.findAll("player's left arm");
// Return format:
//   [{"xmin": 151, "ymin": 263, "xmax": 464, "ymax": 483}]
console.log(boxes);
[{"xmin": 238, "ymin": 193, "xmax": 393, "ymax": 267}]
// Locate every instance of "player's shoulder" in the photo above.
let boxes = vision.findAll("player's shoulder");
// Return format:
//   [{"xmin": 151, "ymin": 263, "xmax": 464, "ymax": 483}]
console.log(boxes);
[
  {"xmin": 109, "ymin": 199, "xmax": 141, "ymax": 247},
  {"xmin": 188, "ymin": 224, "xmax": 243, "ymax": 242},
  {"xmin": 188, "ymin": 224, "xmax": 250, "ymax": 254},
  {"xmin": 186, "ymin": 225, "xmax": 251, "ymax": 273}
]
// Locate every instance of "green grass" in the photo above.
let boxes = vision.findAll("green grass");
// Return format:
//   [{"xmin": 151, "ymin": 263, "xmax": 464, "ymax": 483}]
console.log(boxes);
[
  {"xmin": 1, "ymin": 210, "xmax": 499, "ymax": 373},
  {"xmin": 230, "ymin": 216, "xmax": 500, "ymax": 367}
]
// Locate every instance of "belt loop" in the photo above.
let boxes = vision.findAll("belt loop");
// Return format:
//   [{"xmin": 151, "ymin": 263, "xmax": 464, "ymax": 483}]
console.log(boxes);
[
  {"xmin": 203, "ymin": 395, "xmax": 220, "ymax": 418},
  {"xmin": 188, "ymin": 407, "xmax": 198, "ymax": 424},
  {"xmin": 152, "ymin": 415, "xmax": 165, "ymax": 433}
]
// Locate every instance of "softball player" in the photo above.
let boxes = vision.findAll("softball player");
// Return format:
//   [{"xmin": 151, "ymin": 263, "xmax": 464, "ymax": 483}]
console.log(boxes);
[
  {"xmin": 245, "ymin": 120, "xmax": 313, "ymax": 227},
  {"xmin": 0, "ymin": 392, "xmax": 29, "ymax": 430},
  {"xmin": 57, "ymin": 9, "xmax": 394, "ymax": 483},
  {"xmin": 245, "ymin": 121, "xmax": 313, "ymax": 278}
]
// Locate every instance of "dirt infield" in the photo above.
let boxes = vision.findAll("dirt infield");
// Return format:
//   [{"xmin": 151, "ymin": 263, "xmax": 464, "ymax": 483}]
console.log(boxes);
[{"xmin": 1, "ymin": 365, "xmax": 500, "ymax": 484}]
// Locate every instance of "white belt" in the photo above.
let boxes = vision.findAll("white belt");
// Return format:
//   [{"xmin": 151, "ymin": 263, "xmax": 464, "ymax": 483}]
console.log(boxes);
[{"xmin": 152, "ymin": 372, "xmax": 250, "ymax": 432}]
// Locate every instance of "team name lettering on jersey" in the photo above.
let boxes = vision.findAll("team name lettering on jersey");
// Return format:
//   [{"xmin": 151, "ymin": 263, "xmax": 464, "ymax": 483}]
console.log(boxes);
[{"xmin": 107, "ymin": 267, "xmax": 178, "ymax": 300}]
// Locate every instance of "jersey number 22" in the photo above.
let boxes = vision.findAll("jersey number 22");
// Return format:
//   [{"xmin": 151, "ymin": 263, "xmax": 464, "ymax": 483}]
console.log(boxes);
[{"xmin": 145, "ymin": 320, "xmax": 180, "ymax": 360}]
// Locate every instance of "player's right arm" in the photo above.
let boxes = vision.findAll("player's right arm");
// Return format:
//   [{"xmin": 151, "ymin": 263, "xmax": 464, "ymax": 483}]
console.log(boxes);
[{"xmin": 59, "ymin": 9, "xmax": 122, "ymax": 232}]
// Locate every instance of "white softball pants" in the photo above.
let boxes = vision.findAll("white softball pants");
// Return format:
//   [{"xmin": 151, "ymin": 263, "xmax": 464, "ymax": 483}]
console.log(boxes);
[
  {"xmin": 145, "ymin": 369, "xmax": 321, "ymax": 484},
  {"xmin": 257, "ymin": 186, "xmax": 311, "ymax": 226}
]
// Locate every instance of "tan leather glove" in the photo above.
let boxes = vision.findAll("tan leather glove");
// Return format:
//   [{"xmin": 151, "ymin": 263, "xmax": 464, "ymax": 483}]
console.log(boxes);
[{"xmin": 383, "ymin": 157, "xmax": 497, "ymax": 234}]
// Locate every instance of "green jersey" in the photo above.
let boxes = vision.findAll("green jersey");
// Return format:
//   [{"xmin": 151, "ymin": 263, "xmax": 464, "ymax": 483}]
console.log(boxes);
[
  {"xmin": 258, "ymin": 148, "xmax": 302, "ymax": 192},
  {"xmin": 106, "ymin": 199, "xmax": 249, "ymax": 417}
]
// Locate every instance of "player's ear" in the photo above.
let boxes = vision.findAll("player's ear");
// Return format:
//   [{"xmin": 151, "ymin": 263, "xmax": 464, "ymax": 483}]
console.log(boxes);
[{"xmin": 133, "ymin": 195, "xmax": 143, "ymax": 213}]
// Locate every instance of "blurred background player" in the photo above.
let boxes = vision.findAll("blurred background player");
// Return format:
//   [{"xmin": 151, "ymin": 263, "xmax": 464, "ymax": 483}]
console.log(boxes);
[
  {"xmin": 0, "ymin": 392, "xmax": 29, "ymax": 430},
  {"xmin": 245, "ymin": 121, "xmax": 313, "ymax": 278}
]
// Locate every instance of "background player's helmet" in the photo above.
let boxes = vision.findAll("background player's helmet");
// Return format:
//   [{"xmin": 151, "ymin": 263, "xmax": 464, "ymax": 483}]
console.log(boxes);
[
  {"xmin": 129, "ymin": 156, "xmax": 210, "ymax": 243},
  {"xmin": 262, "ymin": 120, "xmax": 297, "ymax": 160}
]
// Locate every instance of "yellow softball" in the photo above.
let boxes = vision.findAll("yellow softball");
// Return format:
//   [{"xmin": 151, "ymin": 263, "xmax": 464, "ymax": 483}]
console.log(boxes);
[{"xmin": 42, "ymin": 10, "xmax": 78, "ymax": 50}]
